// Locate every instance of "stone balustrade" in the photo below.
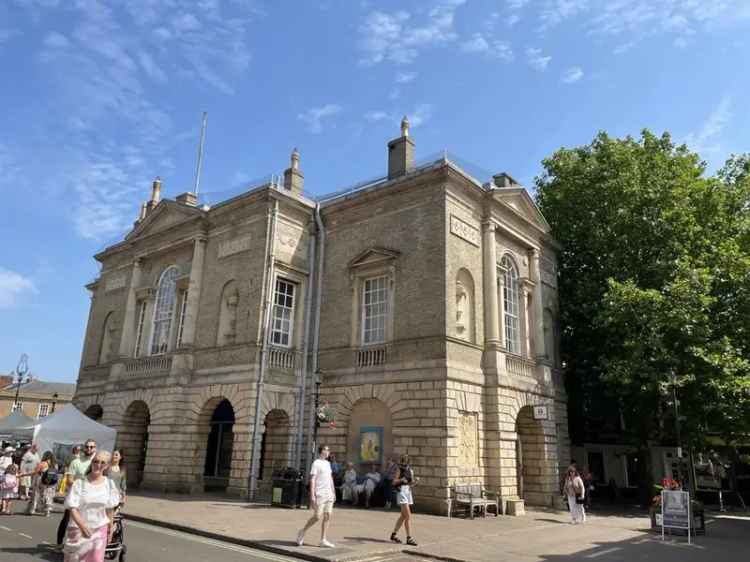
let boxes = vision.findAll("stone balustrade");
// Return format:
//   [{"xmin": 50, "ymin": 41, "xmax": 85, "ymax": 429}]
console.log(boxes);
[
  {"xmin": 357, "ymin": 346, "xmax": 387, "ymax": 368},
  {"xmin": 505, "ymin": 354, "xmax": 536, "ymax": 378},
  {"xmin": 124, "ymin": 355, "xmax": 173, "ymax": 375},
  {"xmin": 268, "ymin": 347, "xmax": 296, "ymax": 370}
]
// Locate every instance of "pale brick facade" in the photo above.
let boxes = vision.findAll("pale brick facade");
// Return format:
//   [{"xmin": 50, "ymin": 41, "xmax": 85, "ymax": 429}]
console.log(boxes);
[{"xmin": 74, "ymin": 120, "xmax": 569, "ymax": 514}]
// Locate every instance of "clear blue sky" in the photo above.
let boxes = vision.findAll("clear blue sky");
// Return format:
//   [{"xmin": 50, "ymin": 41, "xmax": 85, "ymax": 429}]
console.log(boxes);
[{"xmin": 1, "ymin": 0, "xmax": 749, "ymax": 383}]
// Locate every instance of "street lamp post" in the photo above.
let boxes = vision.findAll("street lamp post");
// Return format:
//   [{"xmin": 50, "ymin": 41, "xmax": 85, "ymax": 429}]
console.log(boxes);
[
  {"xmin": 311, "ymin": 374, "xmax": 322, "ymax": 458},
  {"xmin": 11, "ymin": 354, "xmax": 30, "ymax": 413},
  {"xmin": 51, "ymin": 393, "xmax": 59, "ymax": 414}
]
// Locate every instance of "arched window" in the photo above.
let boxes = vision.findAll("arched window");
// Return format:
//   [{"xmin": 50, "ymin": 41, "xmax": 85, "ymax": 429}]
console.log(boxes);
[
  {"xmin": 150, "ymin": 266, "xmax": 180, "ymax": 355},
  {"xmin": 501, "ymin": 255, "xmax": 521, "ymax": 354}
]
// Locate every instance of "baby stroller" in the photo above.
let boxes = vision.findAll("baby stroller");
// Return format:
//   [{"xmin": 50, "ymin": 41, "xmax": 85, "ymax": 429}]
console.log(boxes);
[{"xmin": 104, "ymin": 511, "xmax": 127, "ymax": 561}]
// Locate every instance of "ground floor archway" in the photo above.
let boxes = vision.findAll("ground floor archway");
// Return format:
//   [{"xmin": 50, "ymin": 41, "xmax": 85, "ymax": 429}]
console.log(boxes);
[
  {"xmin": 203, "ymin": 399, "xmax": 235, "ymax": 492},
  {"xmin": 258, "ymin": 409, "xmax": 291, "ymax": 492},
  {"xmin": 120, "ymin": 400, "xmax": 150, "ymax": 489},
  {"xmin": 84, "ymin": 404, "xmax": 103, "ymax": 422},
  {"xmin": 516, "ymin": 405, "xmax": 546, "ymax": 505}
]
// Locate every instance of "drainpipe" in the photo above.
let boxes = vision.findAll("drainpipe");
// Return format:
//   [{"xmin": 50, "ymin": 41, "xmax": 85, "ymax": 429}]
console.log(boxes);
[
  {"xmin": 305, "ymin": 203, "xmax": 326, "ymax": 478},
  {"xmin": 248, "ymin": 200, "xmax": 278, "ymax": 499},
  {"xmin": 294, "ymin": 221, "xmax": 316, "ymax": 470}
]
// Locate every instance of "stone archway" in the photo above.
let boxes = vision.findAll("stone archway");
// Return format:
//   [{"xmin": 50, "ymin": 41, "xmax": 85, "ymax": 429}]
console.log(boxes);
[
  {"xmin": 84, "ymin": 404, "xmax": 104, "ymax": 422},
  {"xmin": 202, "ymin": 399, "xmax": 235, "ymax": 492},
  {"xmin": 515, "ymin": 405, "xmax": 549, "ymax": 506},
  {"xmin": 120, "ymin": 400, "xmax": 151, "ymax": 489},
  {"xmin": 258, "ymin": 409, "xmax": 291, "ymax": 492}
]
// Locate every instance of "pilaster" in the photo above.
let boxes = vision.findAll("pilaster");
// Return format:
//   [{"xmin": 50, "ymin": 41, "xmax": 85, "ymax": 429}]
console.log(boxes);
[
  {"xmin": 179, "ymin": 237, "xmax": 207, "ymax": 349},
  {"xmin": 530, "ymin": 249, "xmax": 546, "ymax": 361},
  {"xmin": 482, "ymin": 221, "xmax": 500, "ymax": 347},
  {"xmin": 118, "ymin": 259, "xmax": 142, "ymax": 358}
]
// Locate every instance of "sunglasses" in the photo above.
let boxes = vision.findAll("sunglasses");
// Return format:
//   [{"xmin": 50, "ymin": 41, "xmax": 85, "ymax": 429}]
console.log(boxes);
[{"xmin": 91, "ymin": 460, "xmax": 107, "ymax": 466}]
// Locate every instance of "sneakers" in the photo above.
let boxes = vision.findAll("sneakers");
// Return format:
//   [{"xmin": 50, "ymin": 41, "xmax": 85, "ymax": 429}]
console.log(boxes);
[
  {"xmin": 319, "ymin": 539, "xmax": 336, "ymax": 548},
  {"xmin": 406, "ymin": 536, "xmax": 418, "ymax": 546},
  {"xmin": 296, "ymin": 530, "xmax": 305, "ymax": 546}
]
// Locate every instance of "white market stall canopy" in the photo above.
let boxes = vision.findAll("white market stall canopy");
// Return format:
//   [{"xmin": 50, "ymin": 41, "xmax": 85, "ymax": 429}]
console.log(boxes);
[
  {"xmin": 33, "ymin": 406, "xmax": 116, "ymax": 455},
  {"xmin": 0, "ymin": 410, "xmax": 36, "ymax": 441}
]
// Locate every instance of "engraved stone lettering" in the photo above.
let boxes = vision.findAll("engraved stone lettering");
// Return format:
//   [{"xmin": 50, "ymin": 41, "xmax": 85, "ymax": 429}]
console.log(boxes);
[
  {"xmin": 218, "ymin": 235, "xmax": 252, "ymax": 258},
  {"xmin": 450, "ymin": 215, "xmax": 480, "ymax": 247}
]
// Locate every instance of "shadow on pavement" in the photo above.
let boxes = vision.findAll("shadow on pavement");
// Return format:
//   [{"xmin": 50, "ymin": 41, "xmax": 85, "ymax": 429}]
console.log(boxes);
[{"xmin": 0, "ymin": 544, "xmax": 59, "ymax": 561}]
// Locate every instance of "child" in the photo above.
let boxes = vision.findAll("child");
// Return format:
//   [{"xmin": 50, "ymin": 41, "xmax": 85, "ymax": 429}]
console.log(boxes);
[{"xmin": 1, "ymin": 464, "xmax": 19, "ymax": 514}]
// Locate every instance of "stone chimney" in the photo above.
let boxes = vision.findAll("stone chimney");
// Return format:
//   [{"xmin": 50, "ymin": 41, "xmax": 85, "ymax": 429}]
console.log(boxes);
[
  {"xmin": 387, "ymin": 116, "xmax": 415, "ymax": 179},
  {"xmin": 492, "ymin": 172, "xmax": 518, "ymax": 188},
  {"xmin": 283, "ymin": 147, "xmax": 304, "ymax": 195},
  {"xmin": 145, "ymin": 177, "xmax": 162, "ymax": 213},
  {"xmin": 176, "ymin": 192, "xmax": 198, "ymax": 206}
]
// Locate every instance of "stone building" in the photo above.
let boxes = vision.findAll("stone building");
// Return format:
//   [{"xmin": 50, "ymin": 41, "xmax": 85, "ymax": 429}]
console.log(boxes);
[
  {"xmin": 74, "ymin": 118, "xmax": 569, "ymax": 514},
  {"xmin": 0, "ymin": 376, "xmax": 75, "ymax": 419}
]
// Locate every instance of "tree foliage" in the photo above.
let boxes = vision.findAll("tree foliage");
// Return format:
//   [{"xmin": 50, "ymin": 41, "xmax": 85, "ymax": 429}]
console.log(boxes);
[{"xmin": 535, "ymin": 131, "xmax": 750, "ymax": 453}]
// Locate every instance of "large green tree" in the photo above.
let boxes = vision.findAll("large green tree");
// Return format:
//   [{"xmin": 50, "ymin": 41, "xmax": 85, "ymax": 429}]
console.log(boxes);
[{"xmin": 535, "ymin": 131, "xmax": 750, "ymax": 498}]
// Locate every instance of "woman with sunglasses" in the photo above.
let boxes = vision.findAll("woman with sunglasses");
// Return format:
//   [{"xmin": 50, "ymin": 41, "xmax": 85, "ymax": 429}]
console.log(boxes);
[{"xmin": 63, "ymin": 451, "xmax": 120, "ymax": 562}]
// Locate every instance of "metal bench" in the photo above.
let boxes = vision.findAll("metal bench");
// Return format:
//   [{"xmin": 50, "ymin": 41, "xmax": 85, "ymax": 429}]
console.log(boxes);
[{"xmin": 448, "ymin": 484, "xmax": 501, "ymax": 519}]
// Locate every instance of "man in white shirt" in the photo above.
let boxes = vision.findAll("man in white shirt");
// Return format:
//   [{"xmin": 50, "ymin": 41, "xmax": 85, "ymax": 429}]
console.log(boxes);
[
  {"xmin": 20, "ymin": 444, "xmax": 40, "ymax": 500},
  {"xmin": 296, "ymin": 445, "xmax": 336, "ymax": 548}
]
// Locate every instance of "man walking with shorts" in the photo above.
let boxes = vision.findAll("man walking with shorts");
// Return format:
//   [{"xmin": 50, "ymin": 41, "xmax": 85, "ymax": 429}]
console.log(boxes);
[{"xmin": 297, "ymin": 445, "xmax": 336, "ymax": 548}]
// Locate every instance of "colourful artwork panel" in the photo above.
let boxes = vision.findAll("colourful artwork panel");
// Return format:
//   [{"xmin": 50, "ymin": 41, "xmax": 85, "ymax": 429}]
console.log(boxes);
[{"xmin": 359, "ymin": 426, "xmax": 383, "ymax": 465}]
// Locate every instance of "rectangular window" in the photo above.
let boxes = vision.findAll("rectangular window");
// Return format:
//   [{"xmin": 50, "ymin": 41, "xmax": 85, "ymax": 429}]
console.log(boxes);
[
  {"xmin": 362, "ymin": 276, "xmax": 388, "ymax": 345},
  {"xmin": 176, "ymin": 289, "xmax": 189, "ymax": 348},
  {"xmin": 12, "ymin": 401, "xmax": 23, "ymax": 413},
  {"xmin": 37, "ymin": 403, "xmax": 50, "ymax": 418},
  {"xmin": 134, "ymin": 300, "xmax": 147, "ymax": 358},
  {"xmin": 270, "ymin": 279, "xmax": 295, "ymax": 347}
]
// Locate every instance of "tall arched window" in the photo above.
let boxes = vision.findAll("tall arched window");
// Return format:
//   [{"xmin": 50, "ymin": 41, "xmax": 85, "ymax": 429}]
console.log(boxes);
[
  {"xmin": 501, "ymin": 255, "xmax": 521, "ymax": 354},
  {"xmin": 99, "ymin": 312, "xmax": 115, "ymax": 364},
  {"xmin": 150, "ymin": 266, "xmax": 180, "ymax": 355}
]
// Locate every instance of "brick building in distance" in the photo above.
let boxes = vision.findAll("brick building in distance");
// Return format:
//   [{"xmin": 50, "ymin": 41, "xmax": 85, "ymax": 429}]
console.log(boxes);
[
  {"xmin": 0, "ymin": 375, "xmax": 75, "ymax": 420},
  {"xmin": 73, "ymin": 118, "xmax": 569, "ymax": 515}
]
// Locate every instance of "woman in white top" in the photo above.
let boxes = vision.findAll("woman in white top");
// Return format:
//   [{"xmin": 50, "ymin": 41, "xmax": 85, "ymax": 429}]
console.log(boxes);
[
  {"xmin": 63, "ymin": 451, "xmax": 120, "ymax": 562},
  {"xmin": 563, "ymin": 465, "xmax": 586, "ymax": 524}
]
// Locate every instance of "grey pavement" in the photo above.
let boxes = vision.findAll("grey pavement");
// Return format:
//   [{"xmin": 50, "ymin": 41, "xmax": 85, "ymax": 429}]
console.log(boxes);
[{"xmin": 0, "ymin": 504, "xmax": 306, "ymax": 562}]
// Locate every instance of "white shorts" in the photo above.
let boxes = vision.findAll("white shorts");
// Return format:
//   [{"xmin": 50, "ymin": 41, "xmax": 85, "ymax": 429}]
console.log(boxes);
[
  {"xmin": 397, "ymin": 485, "xmax": 413, "ymax": 505},
  {"xmin": 315, "ymin": 499, "xmax": 334, "ymax": 517}
]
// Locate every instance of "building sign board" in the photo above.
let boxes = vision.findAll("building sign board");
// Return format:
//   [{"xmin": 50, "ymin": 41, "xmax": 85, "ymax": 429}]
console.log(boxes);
[
  {"xmin": 532, "ymin": 405, "xmax": 548, "ymax": 420},
  {"xmin": 450, "ymin": 215, "xmax": 480, "ymax": 247},
  {"xmin": 218, "ymin": 235, "xmax": 252, "ymax": 259},
  {"xmin": 661, "ymin": 490, "xmax": 692, "ymax": 544}
]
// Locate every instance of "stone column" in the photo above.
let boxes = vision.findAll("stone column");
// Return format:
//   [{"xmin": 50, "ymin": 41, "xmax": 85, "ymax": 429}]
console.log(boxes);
[
  {"xmin": 118, "ymin": 259, "xmax": 142, "ymax": 358},
  {"xmin": 482, "ymin": 221, "xmax": 500, "ymax": 347},
  {"xmin": 179, "ymin": 237, "xmax": 207, "ymax": 349},
  {"xmin": 530, "ymin": 249, "xmax": 546, "ymax": 360},
  {"xmin": 521, "ymin": 285, "xmax": 531, "ymax": 358}
]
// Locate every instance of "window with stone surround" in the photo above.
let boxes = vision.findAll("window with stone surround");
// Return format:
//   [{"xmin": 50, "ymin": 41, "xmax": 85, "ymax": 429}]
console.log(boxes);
[
  {"xmin": 37, "ymin": 403, "xmax": 50, "ymax": 418},
  {"xmin": 150, "ymin": 266, "xmax": 180, "ymax": 355},
  {"xmin": 99, "ymin": 312, "xmax": 115, "ymax": 365},
  {"xmin": 12, "ymin": 401, "xmax": 24, "ymax": 413},
  {"xmin": 362, "ymin": 276, "xmax": 388, "ymax": 345},
  {"xmin": 271, "ymin": 278, "xmax": 296, "ymax": 347},
  {"xmin": 501, "ymin": 255, "xmax": 521, "ymax": 354}
]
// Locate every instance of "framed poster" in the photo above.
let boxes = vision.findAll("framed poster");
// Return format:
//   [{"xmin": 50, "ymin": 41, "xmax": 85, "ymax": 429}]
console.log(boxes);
[
  {"xmin": 533, "ymin": 405, "xmax": 549, "ymax": 420},
  {"xmin": 359, "ymin": 426, "xmax": 383, "ymax": 465},
  {"xmin": 661, "ymin": 490, "xmax": 692, "ymax": 544}
]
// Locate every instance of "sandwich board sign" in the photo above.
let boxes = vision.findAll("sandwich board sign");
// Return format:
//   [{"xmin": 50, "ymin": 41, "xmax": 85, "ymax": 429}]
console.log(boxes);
[{"xmin": 661, "ymin": 490, "xmax": 691, "ymax": 544}]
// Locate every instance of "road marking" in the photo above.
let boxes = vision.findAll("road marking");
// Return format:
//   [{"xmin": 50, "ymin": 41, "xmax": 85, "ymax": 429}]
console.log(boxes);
[
  {"xmin": 0, "ymin": 525, "xmax": 12, "ymax": 531},
  {"xmin": 18, "ymin": 532, "xmax": 33, "ymax": 539},
  {"xmin": 127, "ymin": 520, "xmax": 300, "ymax": 562},
  {"xmin": 586, "ymin": 547, "xmax": 621, "ymax": 558}
]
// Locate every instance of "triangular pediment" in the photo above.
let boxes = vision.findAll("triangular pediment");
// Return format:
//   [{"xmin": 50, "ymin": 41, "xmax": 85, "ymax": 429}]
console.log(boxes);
[
  {"xmin": 492, "ymin": 188, "xmax": 550, "ymax": 233},
  {"xmin": 125, "ymin": 201, "xmax": 203, "ymax": 241},
  {"xmin": 348, "ymin": 247, "xmax": 401, "ymax": 269}
]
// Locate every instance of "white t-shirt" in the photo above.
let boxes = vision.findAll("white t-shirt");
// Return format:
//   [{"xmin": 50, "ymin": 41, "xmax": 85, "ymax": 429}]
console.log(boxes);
[
  {"xmin": 65, "ymin": 478, "xmax": 120, "ymax": 531},
  {"xmin": 21, "ymin": 451, "xmax": 40, "ymax": 473},
  {"xmin": 310, "ymin": 459, "xmax": 334, "ymax": 501}
]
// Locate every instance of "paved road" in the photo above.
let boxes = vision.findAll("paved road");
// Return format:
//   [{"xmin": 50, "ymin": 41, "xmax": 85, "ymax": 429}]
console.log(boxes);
[{"xmin": 0, "ymin": 505, "xmax": 306, "ymax": 562}]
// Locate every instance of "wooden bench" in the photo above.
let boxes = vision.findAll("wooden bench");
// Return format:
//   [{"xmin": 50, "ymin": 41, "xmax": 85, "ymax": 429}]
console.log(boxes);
[{"xmin": 448, "ymin": 484, "xmax": 501, "ymax": 519}]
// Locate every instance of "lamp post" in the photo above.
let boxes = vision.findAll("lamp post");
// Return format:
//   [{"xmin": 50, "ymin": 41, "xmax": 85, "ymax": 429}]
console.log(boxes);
[
  {"xmin": 312, "ymin": 373, "xmax": 322, "ymax": 458},
  {"xmin": 11, "ymin": 354, "xmax": 31, "ymax": 413},
  {"xmin": 51, "ymin": 393, "xmax": 59, "ymax": 414}
]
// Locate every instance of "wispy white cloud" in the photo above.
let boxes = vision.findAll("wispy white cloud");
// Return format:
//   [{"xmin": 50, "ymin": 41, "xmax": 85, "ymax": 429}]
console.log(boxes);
[
  {"xmin": 358, "ymin": 0, "xmax": 466, "ymax": 65},
  {"xmin": 505, "ymin": 0, "xmax": 529, "ymax": 26},
  {"xmin": 0, "ymin": 268, "xmax": 36, "ymax": 309},
  {"xmin": 462, "ymin": 33, "xmax": 514, "ymax": 61},
  {"xmin": 298, "ymin": 104, "xmax": 342, "ymax": 134},
  {"xmin": 526, "ymin": 47, "xmax": 551, "ymax": 71},
  {"xmin": 539, "ymin": 0, "xmax": 589, "ymax": 31},
  {"xmin": 683, "ymin": 95, "xmax": 733, "ymax": 155},
  {"xmin": 362, "ymin": 103, "xmax": 434, "ymax": 128},
  {"xmin": 43, "ymin": 31, "xmax": 69, "ymax": 48},
  {"xmin": 562, "ymin": 66, "xmax": 584, "ymax": 83},
  {"xmin": 0, "ymin": 29, "xmax": 22, "ymax": 44},
  {"xmin": 395, "ymin": 71, "xmax": 417, "ymax": 84}
]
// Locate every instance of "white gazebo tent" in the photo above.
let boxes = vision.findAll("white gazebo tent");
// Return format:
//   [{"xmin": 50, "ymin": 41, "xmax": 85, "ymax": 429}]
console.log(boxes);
[
  {"xmin": 33, "ymin": 406, "xmax": 116, "ymax": 456},
  {"xmin": 0, "ymin": 410, "xmax": 36, "ymax": 441}
]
